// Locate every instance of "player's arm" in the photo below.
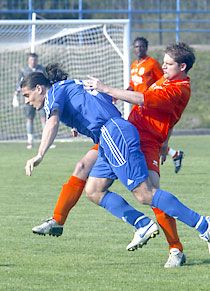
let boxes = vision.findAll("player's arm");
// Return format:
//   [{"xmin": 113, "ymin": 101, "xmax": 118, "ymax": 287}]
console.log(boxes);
[
  {"xmin": 84, "ymin": 76, "xmax": 144, "ymax": 105},
  {"xmin": 12, "ymin": 71, "xmax": 24, "ymax": 107},
  {"xmin": 25, "ymin": 110, "xmax": 59, "ymax": 176},
  {"xmin": 38, "ymin": 110, "xmax": 59, "ymax": 157},
  {"xmin": 160, "ymin": 128, "xmax": 173, "ymax": 164}
]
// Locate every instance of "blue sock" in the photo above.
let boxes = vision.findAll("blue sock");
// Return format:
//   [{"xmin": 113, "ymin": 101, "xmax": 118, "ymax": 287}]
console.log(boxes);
[
  {"xmin": 152, "ymin": 189, "xmax": 208, "ymax": 234},
  {"xmin": 100, "ymin": 191, "xmax": 151, "ymax": 228}
]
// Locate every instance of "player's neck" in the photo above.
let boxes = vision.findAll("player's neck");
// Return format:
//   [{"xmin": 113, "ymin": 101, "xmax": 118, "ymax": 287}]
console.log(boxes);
[
  {"xmin": 167, "ymin": 72, "xmax": 188, "ymax": 82},
  {"xmin": 137, "ymin": 55, "xmax": 148, "ymax": 62},
  {"xmin": 29, "ymin": 65, "xmax": 36, "ymax": 70}
]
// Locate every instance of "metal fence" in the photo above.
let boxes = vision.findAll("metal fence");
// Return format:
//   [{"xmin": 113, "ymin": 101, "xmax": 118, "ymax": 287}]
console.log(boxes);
[{"xmin": 1, "ymin": 0, "xmax": 210, "ymax": 44}]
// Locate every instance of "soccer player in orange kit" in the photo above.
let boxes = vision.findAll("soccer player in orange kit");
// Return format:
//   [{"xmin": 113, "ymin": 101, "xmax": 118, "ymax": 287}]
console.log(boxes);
[
  {"xmin": 129, "ymin": 37, "xmax": 184, "ymax": 173},
  {"xmin": 31, "ymin": 42, "xmax": 194, "ymax": 268}
]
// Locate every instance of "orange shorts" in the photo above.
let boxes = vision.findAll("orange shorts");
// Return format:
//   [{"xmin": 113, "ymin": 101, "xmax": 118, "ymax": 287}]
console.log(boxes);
[
  {"xmin": 90, "ymin": 142, "xmax": 160, "ymax": 174},
  {"xmin": 141, "ymin": 143, "xmax": 160, "ymax": 175}
]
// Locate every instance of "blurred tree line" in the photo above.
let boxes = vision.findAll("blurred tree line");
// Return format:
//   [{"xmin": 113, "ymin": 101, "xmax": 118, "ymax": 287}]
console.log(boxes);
[{"xmin": 1, "ymin": 0, "xmax": 210, "ymax": 20}]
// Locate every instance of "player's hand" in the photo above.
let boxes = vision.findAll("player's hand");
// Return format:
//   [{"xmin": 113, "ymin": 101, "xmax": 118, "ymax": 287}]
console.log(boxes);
[
  {"xmin": 83, "ymin": 76, "xmax": 104, "ymax": 91},
  {"xmin": 160, "ymin": 152, "xmax": 167, "ymax": 165},
  {"xmin": 25, "ymin": 154, "xmax": 43, "ymax": 176},
  {"xmin": 160, "ymin": 143, "xmax": 168, "ymax": 165},
  {"xmin": 71, "ymin": 128, "xmax": 78, "ymax": 137},
  {"xmin": 12, "ymin": 94, "xmax": 19, "ymax": 108},
  {"xmin": 112, "ymin": 97, "xmax": 118, "ymax": 104}
]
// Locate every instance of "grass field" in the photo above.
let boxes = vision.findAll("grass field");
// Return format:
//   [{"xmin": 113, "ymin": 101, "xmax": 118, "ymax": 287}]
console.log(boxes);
[{"xmin": 1, "ymin": 136, "xmax": 210, "ymax": 291}]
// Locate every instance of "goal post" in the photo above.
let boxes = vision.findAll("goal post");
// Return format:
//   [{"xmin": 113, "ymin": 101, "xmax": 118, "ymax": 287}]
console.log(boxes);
[{"xmin": 0, "ymin": 19, "xmax": 130, "ymax": 141}]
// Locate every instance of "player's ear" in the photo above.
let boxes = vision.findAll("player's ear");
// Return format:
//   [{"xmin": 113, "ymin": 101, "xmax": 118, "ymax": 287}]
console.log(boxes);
[
  {"xmin": 36, "ymin": 84, "xmax": 44, "ymax": 93},
  {"xmin": 180, "ymin": 63, "xmax": 187, "ymax": 72}
]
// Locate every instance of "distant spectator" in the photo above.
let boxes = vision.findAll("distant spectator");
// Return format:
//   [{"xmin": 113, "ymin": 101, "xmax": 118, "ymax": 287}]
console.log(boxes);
[{"xmin": 13, "ymin": 53, "xmax": 46, "ymax": 149}]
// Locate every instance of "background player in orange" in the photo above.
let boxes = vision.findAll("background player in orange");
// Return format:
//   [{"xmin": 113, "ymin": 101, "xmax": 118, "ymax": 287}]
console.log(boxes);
[
  {"xmin": 129, "ymin": 37, "xmax": 183, "ymax": 174},
  {"xmin": 31, "ymin": 42, "xmax": 194, "ymax": 268}
]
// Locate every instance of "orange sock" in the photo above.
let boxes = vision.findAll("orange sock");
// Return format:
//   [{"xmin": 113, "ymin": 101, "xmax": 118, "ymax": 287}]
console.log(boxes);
[
  {"xmin": 53, "ymin": 176, "xmax": 86, "ymax": 225},
  {"xmin": 152, "ymin": 207, "xmax": 183, "ymax": 252}
]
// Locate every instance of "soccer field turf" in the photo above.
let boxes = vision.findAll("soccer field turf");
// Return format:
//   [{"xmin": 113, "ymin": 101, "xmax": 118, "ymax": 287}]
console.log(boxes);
[{"xmin": 1, "ymin": 136, "xmax": 210, "ymax": 290}]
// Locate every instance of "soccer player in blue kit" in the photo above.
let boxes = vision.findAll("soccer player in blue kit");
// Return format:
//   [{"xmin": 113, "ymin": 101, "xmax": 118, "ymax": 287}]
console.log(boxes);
[{"xmin": 22, "ymin": 63, "xmax": 210, "ymax": 252}]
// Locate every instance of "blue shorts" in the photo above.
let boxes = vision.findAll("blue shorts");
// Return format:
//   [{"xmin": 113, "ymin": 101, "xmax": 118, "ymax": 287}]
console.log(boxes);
[{"xmin": 89, "ymin": 117, "xmax": 148, "ymax": 191}]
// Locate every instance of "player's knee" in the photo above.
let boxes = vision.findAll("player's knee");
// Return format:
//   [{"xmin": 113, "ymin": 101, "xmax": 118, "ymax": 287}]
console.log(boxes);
[
  {"xmin": 132, "ymin": 189, "xmax": 148, "ymax": 204},
  {"xmin": 85, "ymin": 188, "xmax": 100, "ymax": 204},
  {"xmin": 85, "ymin": 182, "xmax": 104, "ymax": 205},
  {"xmin": 85, "ymin": 182, "xmax": 96, "ymax": 201},
  {"xmin": 132, "ymin": 180, "xmax": 155, "ymax": 205},
  {"xmin": 73, "ymin": 159, "xmax": 89, "ymax": 178}
]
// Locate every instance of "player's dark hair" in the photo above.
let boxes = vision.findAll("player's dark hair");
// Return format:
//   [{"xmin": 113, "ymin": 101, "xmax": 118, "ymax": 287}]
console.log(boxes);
[
  {"xmin": 20, "ymin": 72, "xmax": 51, "ymax": 89},
  {"xmin": 28, "ymin": 52, "xmax": 38, "ymax": 59},
  {"xmin": 165, "ymin": 42, "xmax": 195, "ymax": 72},
  {"xmin": 133, "ymin": 37, "xmax": 149, "ymax": 48},
  {"xmin": 45, "ymin": 63, "xmax": 68, "ymax": 84},
  {"xmin": 20, "ymin": 63, "xmax": 68, "ymax": 89}
]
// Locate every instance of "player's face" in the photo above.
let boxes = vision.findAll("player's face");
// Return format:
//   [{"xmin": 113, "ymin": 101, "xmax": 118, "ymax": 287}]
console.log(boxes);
[
  {"xmin": 162, "ymin": 53, "xmax": 186, "ymax": 80},
  {"xmin": 28, "ymin": 56, "xmax": 38, "ymax": 69},
  {"xmin": 21, "ymin": 85, "xmax": 46, "ymax": 110},
  {"xmin": 133, "ymin": 40, "xmax": 148, "ymax": 59}
]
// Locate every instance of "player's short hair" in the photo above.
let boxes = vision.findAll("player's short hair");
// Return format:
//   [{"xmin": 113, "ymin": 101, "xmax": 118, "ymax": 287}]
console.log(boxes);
[
  {"xmin": 133, "ymin": 37, "xmax": 149, "ymax": 49},
  {"xmin": 27, "ymin": 52, "xmax": 38, "ymax": 59},
  {"xmin": 165, "ymin": 42, "xmax": 195, "ymax": 72}
]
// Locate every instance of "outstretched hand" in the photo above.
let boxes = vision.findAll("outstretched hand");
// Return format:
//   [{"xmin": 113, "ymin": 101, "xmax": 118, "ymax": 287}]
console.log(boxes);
[
  {"xmin": 71, "ymin": 127, "xmax": 78, "ymax": 137},
  {"xmin": 83, "ymin": 76, "xmax": 105, "ymax": 91},
  {"xmin": 25, "ymin": 154, "xmax": 43, "ymax": 176}
]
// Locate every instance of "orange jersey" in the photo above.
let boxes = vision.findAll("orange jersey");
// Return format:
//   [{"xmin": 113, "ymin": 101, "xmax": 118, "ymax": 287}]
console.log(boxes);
[
  {"xmin": 128, "ymin": 76, "xmax": 191, "ymax": 147},
  {"xmin": 129, "ymin": 56, "xmax": 163, "ymax": 93}
]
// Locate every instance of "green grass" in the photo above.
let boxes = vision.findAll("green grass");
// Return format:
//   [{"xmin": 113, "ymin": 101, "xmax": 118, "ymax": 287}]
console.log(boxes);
[{"xmin": 1, "ymin": 136, "xmax": 210, "ymax": 290}]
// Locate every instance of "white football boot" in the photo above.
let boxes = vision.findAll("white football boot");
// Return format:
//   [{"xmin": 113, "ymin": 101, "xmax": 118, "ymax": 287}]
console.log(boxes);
[
  {"xmin": 32, "ymin": 218, "xmax": 63, "ymax": 237},
  {"xmin": 126, "ymin": 220, "xmax": 159, "ymax": 251},
  {"xmin": 164, "ymin": 248, "xmax": 186, "ymax": 268},
  {"xmin": 199, "ymin": 216, "xmax": 210, "ymax": 242}
]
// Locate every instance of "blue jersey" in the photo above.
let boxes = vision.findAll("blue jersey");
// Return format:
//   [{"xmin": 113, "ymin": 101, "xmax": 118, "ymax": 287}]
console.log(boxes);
[{"xmin": 44, "ymin": 79, "xmax": 121, "ymax": 143}]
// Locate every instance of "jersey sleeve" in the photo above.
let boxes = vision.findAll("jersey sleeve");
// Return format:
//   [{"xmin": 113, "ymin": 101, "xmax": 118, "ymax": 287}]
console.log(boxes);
[
  {"xmin": 144, "ymin": 84, "xmax": 183, "ymax": 113},
  {"xmin": 45, "ymin": 84, "xmax": 65, "ymax": 119}
]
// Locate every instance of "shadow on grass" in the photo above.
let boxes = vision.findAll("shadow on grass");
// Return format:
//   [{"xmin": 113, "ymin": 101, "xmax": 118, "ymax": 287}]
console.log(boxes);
[
  {"xmin": 185, "ymin": 259, "xmax": 210, "ymax": 266},
  {"xmin": 0, "ymin": 264, "xmax": 16, "ymax": 267}
]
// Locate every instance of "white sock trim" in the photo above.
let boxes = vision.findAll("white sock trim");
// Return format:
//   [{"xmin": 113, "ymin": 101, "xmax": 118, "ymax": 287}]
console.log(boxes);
[
  {"xmin": 168, "ymin": 148, "xmax": 177, "ymax": 158},
  {"xmin": 134, "ymin": 215, "xmax": 146, "ymax": 226},
  {"xmin": 195, "ymin": 216, "xmax": 204, "ymax": 230},
  {"xmin": 27, "ymin": 133, "xmax": 33, "ymax": 143}
]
